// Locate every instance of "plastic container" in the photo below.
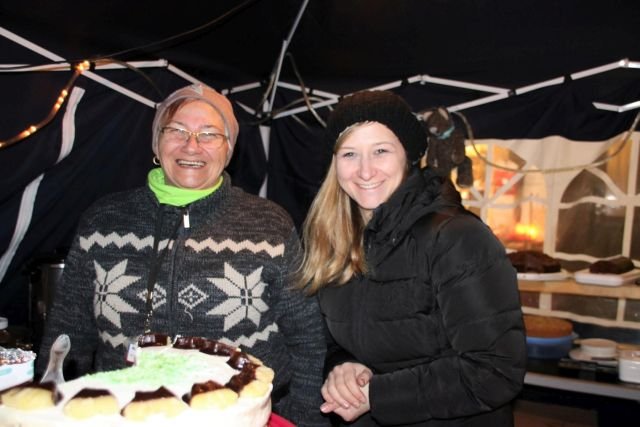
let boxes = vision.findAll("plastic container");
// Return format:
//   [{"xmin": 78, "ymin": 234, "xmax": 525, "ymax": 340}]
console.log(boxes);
[
  {"xmin": 526, "ymin": 334, "xmax": 574, "ymax": 359},
  {"xmin": 0, "ymin": 358, "xmax": 34, "ymax": 390},
  {"xmin": 579, "ymin": 338, "xmax": 617, "ymax": 359},
  {"xmin": 618, "ymin": 350, "xmax": 640, "ymax": 384},
  {"xmin": 0, "ymin": 347, "xmax": 36, "ymax": 390}
]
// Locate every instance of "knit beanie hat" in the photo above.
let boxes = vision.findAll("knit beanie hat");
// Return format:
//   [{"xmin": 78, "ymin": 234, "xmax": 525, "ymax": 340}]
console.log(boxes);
[
  {"xmin": 152, "ymin": 84, "xmax": 239, "ymax": 165},
  {"xmin": 325, "ymin": 90, "xmax": 427, "ymax": 164}
]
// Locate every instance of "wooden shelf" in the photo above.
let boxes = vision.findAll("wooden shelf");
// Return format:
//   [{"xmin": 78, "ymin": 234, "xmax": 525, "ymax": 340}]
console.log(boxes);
[{"xmin": 518, "ymin": 279, "xmax": 640, "ymax": 300}]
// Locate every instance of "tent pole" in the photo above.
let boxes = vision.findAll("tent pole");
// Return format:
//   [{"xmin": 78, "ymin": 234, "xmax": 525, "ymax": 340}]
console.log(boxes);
[
  {"xmin": 0, "ymin": 26, "xmax": 64, "ymax": 61},
  {"xmin": 571, "ymin": 58, "xmax": 628, "ymax": 80},
  {"xmin": 593, "ymin": 100, "xmax": 640, "ymax": 113},
  {"xmin": 0, "ymin": 25, "xmax": 155, "ymax": 107},
  {"xmin": 265, "ymin": 0, "xmax": 310, "ymax": 112}
]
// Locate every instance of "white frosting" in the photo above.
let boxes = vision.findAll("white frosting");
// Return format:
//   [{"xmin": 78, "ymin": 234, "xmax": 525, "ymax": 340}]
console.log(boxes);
[{"xmin": 0, "ymin": 346, "xmax": 271, "ymax": 427}]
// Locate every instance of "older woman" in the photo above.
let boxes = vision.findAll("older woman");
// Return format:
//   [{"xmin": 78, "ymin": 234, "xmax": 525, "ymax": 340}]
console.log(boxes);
[
  {"xmin": 38, "ymin": 84, "xmax": 328, "ymax": 426},
  {"xmin": 298, "ymin": 90, "xmax": 526, "ymax": 426}
]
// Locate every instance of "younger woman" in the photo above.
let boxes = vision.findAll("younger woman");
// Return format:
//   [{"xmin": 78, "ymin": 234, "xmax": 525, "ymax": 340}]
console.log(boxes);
[{"xmin": 299, "ymin": 90, "xmax": 526, "ymax": 426}]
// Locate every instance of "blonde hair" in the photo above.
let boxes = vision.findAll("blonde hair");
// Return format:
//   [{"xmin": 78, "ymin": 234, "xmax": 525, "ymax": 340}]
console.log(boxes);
[{"xmin": 297, "ymin": 125, "xmax": 370, "ymax": 294}]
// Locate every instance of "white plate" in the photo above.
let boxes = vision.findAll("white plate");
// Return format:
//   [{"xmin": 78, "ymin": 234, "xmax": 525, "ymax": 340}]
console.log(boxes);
[
  {"xmin": 574, "ymin": 268, "xmax": 640, "ymax": 287},
  {"xmin": 569, "ymin": 348, "xmax": 618, "ymax": 366},
  {"xmin": 517, "ymin": 270, "xmax": 571, "ymax": 281}
]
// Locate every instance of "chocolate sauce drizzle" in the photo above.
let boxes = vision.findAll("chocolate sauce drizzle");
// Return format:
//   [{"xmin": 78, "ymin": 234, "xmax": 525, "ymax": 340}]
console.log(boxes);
[
  {"xmin": 172, "ymin": 335, "xmax": 237, "ymax": 357},
  {"xmin": 70, "ymin": 388, "xmax": 114, "ymax": 399},
  {"xmin": 120, "ymin": 386, "xmax": 180, "ymax": 416},
  {"xmin": 138, "ymin": 334, "xmax": 263, "ymax": 405},
  {"xmin": 137, "ymin": 333, "xmax": 170, "ymax": 347},
  {"xmin": 183, "ymin": 379, "xmax": 226, "ymax": 403},
  {"xmin": 226, "ymin": 370, "xmax": 257, "ymax": 394},
  {"xmin": 130, "ymin": 386, "xmax": 175, "ymax": 402}
]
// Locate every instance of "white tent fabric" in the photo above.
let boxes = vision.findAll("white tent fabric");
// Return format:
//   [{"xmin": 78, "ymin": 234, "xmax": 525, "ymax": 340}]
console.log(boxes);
[{"xmin": 0, "ymin": 87, "xmax": 84, "ymax": 280}]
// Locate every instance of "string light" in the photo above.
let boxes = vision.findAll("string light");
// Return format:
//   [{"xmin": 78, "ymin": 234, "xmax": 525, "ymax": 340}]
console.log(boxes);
[{"xmin": 0, "ymin": 60, "xmax": 90, "ymax": 150}]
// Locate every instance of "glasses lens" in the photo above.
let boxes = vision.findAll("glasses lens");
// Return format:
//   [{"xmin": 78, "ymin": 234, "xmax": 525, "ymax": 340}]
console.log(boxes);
[
  {"xmin": 162, "ymin": 127, "xmax": 225, "ymax": 145},
  {"xmin": 197, "ymin": 132, "xmax": 224, "ymax": 144},
  {"xmin": 163, "ymin": 127, "xmax": 189, "ymax": 142},
  {"xmin": 198, "ymin": 132, "xmax": 224, "ymax": 144}
]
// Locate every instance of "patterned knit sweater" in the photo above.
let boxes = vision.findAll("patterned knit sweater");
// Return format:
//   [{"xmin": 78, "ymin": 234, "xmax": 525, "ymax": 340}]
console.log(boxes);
[{"xmin": 37, "ymin": 173, "xmax": 328, "ymax": 426}]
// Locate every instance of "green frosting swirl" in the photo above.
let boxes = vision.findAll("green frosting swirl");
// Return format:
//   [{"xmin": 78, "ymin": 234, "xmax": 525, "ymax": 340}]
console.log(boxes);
[{"xmin": 85, "ymin": 351, "xmax": 209, "ymax": 387}]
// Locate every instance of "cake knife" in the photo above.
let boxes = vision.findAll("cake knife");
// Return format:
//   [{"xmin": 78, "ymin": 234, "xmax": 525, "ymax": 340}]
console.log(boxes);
[{"xmin": 40, "ymin": 334, "xmax": 70, "ymax": 384}]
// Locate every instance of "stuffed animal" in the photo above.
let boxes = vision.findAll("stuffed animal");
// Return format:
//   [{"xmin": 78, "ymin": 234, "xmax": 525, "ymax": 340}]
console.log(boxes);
[{"xmin": 422, "ymin": 106, "xmax": 473, "ymax": 187}]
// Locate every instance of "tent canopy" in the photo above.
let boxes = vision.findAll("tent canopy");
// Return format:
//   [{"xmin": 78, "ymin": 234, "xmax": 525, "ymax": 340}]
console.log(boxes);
[{"xmin": 2, "ymin": 0, "xmax": 639, "ymax": 97}]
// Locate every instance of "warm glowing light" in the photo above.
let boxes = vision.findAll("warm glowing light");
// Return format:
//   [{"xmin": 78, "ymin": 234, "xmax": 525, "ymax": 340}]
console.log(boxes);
[
  {"xmin": 514, "ymin": 223, "xmax": 540, "ymax": 241},
  {"xmin": 465, "ymin": 145, "xmax": 475, "ymax": 157},
  {"xmin": 75, "ymin": 60, "xmax": 90, "ymax": 72},
  {"xmin": 18, "ymin": 125, "xmax": 37, "ymax": 138},
  {"xmin": 0, "ymin": 63, "xmax": 84, "ymax": 150}
]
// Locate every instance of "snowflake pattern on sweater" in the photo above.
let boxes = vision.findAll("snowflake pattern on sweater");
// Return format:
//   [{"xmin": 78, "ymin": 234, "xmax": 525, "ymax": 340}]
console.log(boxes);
[{"xmin": 208, "ymin": 263, "xmax": 268, "ymax": 331}]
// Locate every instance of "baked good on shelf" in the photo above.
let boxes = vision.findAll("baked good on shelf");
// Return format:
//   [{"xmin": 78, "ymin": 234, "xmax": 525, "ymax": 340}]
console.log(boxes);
[
  {"xmin": 589, "ymin": 256, "xmax": 635, "ymax": 275},
  {"xmin": 508, "ymin": 250, "xmax": 562, "ymax": 273},
  {"xmin": 0, "ymin": 334, "xmax": 273, "ymax": 427},
  {"xmin": 524, "ymin": 315, "xmax": 573, "ymax": 338}
]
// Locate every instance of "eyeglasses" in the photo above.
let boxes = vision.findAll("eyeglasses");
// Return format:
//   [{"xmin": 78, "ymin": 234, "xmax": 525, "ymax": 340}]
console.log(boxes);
[{"xmin": 161, "ymin": 126, "xmax": 227, "ymax": 146}]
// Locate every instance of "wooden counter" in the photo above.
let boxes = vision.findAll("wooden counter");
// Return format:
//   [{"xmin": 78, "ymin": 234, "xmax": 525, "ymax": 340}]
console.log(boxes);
[
  {"xmin": 518, "ymin": 278, "xmax": 640, "ymax": 330},
  {"xmin": 518, "ymin": 279, "xmax": 640, "ymax": 300}
]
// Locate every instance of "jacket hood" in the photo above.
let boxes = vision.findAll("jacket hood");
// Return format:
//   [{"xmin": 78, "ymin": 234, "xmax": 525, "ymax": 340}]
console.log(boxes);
[{"xmin": 366, "ymin": 167, "xmax": 462, "ymax": 263}]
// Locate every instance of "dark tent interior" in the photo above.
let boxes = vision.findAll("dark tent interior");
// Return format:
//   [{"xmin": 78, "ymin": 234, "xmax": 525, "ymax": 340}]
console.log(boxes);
[{"xmin": 1, "ymin": 1, "xmax": 640, "ymax": 422}]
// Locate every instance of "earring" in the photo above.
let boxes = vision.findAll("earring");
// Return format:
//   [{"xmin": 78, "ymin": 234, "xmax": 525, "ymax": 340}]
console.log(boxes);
[{"xmin": 152, "ymin": 156, "xmax": 160, "ymax": 166}]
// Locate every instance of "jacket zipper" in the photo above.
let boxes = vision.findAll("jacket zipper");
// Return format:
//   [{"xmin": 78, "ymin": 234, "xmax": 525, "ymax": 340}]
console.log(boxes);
[{"xmin": 183, "ymin": 209, "xmax": 190, "ymax": 229}]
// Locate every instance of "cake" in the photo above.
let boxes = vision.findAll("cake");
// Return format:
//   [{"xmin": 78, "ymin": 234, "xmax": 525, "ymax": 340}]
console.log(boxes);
[
  {"xmin": 523, "ymin": 315, "xmax": 573, "ymax": 338},
  {"xmin": 0, "ymin": 334, "xmax": 273, "ymax": 427},
  {"xmin": 589, "ymin": 256, "xmax": 635, "ymax": 275},
  {"xmin": 508, "ymin": 250, "xmax": 561, "ymax": 274}
]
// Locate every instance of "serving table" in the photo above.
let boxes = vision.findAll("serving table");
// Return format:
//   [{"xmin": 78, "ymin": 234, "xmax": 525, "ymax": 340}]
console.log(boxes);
[
  {"xmin": 518, "ymin": 279, "xmax": 640, "ymax": 300},
  {"xmin": 522, "ymin": 358, "xmax": 640, "ymax": 426},
  {"xmin": 518, "ymin": 276, "xmax": 640, "ymax": 424},
  {"xmin": 525, "ymin": 357, "xmax": 640, "ymax": 401}
]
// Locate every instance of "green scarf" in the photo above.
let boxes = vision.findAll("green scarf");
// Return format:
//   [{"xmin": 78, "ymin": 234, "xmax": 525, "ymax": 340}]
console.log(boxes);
[{"xmin": 147, "ymin": 168, "xmax": 222, "ymax": 206}]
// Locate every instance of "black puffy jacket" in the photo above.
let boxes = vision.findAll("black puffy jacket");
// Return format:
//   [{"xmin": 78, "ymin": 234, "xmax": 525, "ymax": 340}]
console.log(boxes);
[{"xmin": 318, "ymin": 168, "xmax": 526, "ymax": 426}]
